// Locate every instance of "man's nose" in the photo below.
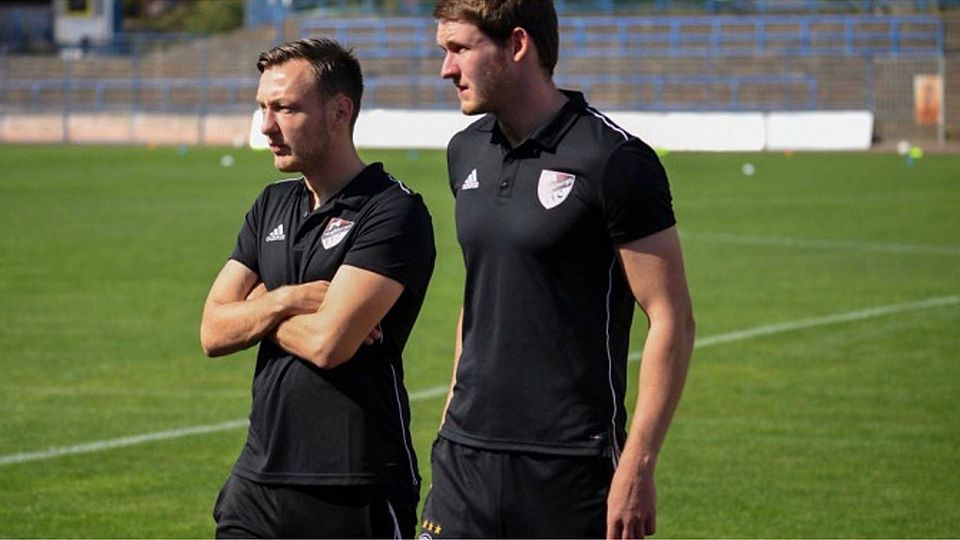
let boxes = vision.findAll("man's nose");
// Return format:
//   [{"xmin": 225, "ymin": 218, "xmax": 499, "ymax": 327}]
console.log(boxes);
[
  {"xmin": 440, "ymin": 51, "xmax": 459, "ymax": 79},
  {"xmin": 260, "ymin": 110, "xmax": 277, "ymax": 135}
]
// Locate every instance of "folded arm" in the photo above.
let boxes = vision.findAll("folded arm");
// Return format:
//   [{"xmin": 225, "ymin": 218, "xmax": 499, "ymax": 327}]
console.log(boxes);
[
  {"xmin": 606, "ymin": 225, "xmax": 696, "ymax": 539},
  {"xmin": 270, "ymin": 264, "xmax": 404, "ymax": 369},
  {"xmin": 199, "ymin": 259, "xmax": 329, "ymax": 357}
]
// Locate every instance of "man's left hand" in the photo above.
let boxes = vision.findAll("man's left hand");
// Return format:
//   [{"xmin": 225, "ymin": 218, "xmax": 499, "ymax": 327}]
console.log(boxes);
[{"xmin": 606, "ymin": 465, "xmax": 656, "ymax": 539}]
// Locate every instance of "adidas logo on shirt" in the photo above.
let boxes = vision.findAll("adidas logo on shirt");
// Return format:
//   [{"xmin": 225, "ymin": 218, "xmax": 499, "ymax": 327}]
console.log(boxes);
[
  {"xmin": 462, "ymin": 168, "xmax": 479, "ymax": 190},
  {"xmin": 265, "ymin": 224, "xmax": 285, "ymax": 242}
]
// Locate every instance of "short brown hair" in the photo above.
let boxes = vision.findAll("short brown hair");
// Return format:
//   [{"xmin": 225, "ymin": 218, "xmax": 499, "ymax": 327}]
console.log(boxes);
[
  {"xmin": 257, "ymin": 37, "xmax": 364, "ymax": 129},
  {"xmin": 433, "ymin": 0, "xmax": 559, "ymax": 76}
]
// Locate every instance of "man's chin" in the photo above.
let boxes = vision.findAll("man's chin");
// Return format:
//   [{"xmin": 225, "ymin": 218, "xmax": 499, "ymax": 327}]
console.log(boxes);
[
  {"xmin": 459, "ymin": 101, "xmax": 486, "ymax": 116},
  {"xmin": 273, "ymin": 158, "xmax": 297, "ymax": 172}
]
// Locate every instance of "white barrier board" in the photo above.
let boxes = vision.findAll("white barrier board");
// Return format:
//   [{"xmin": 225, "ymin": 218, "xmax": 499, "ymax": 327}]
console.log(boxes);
[
  {"xmin": 354, "ymin": 109, "xmax": 478, "ymax": 149},
  {"xmin": 766, "ymin": 111, "xmax": 874, "ymax": 151},
  {"xmin": 609, "ymin": 112, "xmax": 767, "ymax": 152},
  {"xmin": 249, "ymin": 109, "xmax": 874, "ymax": 152}
]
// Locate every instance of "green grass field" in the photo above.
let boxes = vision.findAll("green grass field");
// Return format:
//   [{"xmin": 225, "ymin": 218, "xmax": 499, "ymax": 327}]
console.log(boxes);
[{"xmin": 1, "ymin": 145, "xmax": 958, "ymax": 538}]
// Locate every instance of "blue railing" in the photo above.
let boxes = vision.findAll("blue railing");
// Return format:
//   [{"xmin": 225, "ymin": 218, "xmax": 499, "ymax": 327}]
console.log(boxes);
[
  {"xmin": 2, "ymin": 72, "xmax": 816, "ymax": 112},
  {"xmin": 3, "ymin": 77, "xmax": 260, "ymax": 112},
  {"xmin": 304, "ymin": 17, "xmax": 437, "ymax": 58},
  {"xmin": 556, "ymin": 74, "xmax": 818, "ymax": 111},
  {"xmin": 332, "ymin": 73, "xmax": 817, "ymax": 111},
  {"xmin": 246, "ymin": 0, "xmax": 960, "ymax": 25},
  {"xmin": 693, "ymin": 0, "xmax": 960, "ymax": 13},
  {"xmin": 299, "ymin": 15, "xmax": 943, "ymax": 59},
  {"xmin": 563, "ymin": 15, "xmax": 942, "ymax": 57}
]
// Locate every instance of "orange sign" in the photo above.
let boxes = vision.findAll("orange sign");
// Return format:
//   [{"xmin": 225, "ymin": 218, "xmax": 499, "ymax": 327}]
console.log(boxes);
[{"xmin": 913, "ymin": 74, "xmax": 942, "ymax": 126}]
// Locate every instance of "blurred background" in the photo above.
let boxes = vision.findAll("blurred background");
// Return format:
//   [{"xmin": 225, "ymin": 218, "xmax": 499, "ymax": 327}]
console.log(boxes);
[{"xmin": 1, "ymin": 0, "xmax": 958, "ymax": 148}]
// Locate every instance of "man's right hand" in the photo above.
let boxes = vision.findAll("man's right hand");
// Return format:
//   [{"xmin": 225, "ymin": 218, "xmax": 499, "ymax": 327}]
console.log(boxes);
[
  {"xmin": 274, "ymin": 280, "xmax": 329, "ymax": 316},
  {"xmin": 201, "ymin": 261, "xmax": 332, "ymax": 357},
  {"xmin": 253, "ymin": 280, "xmax": 381, "ymax": 346}
]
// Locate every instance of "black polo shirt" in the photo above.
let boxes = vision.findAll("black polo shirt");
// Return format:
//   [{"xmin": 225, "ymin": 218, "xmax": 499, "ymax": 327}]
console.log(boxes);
[
  {"xmin": 440, "ymin": 90, "xmax": 675, "ymax": 457},
  {"xmin": 228, "ymin": 162, "xmax": 435, "ymax": 490}
]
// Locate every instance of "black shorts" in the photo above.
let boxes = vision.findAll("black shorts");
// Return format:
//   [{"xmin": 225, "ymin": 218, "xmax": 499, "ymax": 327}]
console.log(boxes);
[
  {"xmin": 213, "ymin": 474, "xmax": 417, "ymax": 539},
  {"xmin": 419, "ymin": 437, "xmax": 615, "ymax": 539}
]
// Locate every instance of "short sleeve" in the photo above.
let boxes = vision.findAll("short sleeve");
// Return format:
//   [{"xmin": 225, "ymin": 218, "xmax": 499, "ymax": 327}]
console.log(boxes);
[
  {"xmin": 229, "ymin": 191, "xmax": 264, "ymax": 275},
  {"xmin": 447, "ymin": 137, "xmax": 459, "ymax": 196},
  {"xmin": 343, "ymin": 193, "xmax": 436, "ymax": 295},
  {"xmin": 600, "ymin": 138, "xmax": 676, "ymax": 245},
  {"xmin": 447, "ymin": 129, "xmax": 470, "ymax": 196}
]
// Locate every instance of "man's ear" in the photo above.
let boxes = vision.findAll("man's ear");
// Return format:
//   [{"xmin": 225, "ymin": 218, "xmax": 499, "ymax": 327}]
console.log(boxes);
[
  {"xmin": 510, "ymin": 26, "xmax": 532, "ymax": 63},
  {"xmin": 329, "ymin": 93, "xmax": 355, "ymax": 130}
]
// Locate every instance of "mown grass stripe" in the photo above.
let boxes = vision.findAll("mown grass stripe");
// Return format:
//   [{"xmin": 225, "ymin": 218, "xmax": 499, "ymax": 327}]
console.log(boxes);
[
  {"xmin": 3, "ymin": 294, "xmax": 957, "ymax": 467},
  {"xmin": 683, "ymin": 231, "xmax": 960, "ymax": 256}
]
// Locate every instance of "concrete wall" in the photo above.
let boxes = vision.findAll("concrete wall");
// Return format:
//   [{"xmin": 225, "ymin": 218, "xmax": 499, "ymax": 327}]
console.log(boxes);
[
  {"xmin": 0, "ymin": 112, "xmax": 252, "ymax": 146},
  {"xmin": 1, "ymin": 109, "xmax": 873, "ymax": 151}
]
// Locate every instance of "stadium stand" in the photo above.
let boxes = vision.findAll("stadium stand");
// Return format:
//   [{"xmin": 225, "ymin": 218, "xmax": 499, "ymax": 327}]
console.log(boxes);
[
  {"xmin": 293, "ymin": 14, "xmax": 942, "ymax": 111},
  {"xmin": 0, "ymin": 0, "xmax": 956, "ymax": 145}
]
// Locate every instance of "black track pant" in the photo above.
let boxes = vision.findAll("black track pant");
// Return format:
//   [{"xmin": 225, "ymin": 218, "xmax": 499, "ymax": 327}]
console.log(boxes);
[
  {"xmin": 213, "ymin": 473, "xmax": 416, "ymax": 539},
  {"xmin": 420, "ymin": 437, "xmax": 614, "ymax": 539}
]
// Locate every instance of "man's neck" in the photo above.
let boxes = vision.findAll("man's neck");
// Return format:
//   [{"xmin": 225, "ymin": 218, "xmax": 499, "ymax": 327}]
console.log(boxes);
[
  {"xmin": 496, "ymin": 83, "xmax": 568, "ymax": 147},
  {"xmin": 303, "ymin": 148, "xmax": 366, "ymax": 210}
]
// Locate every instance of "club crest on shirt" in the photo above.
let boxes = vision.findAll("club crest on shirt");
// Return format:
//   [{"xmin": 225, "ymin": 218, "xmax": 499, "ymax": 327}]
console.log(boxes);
[
  {"xmin": 537, "ymin": 169, "xmax": 576, "ymax": 209},
  {"xmin": 321, "ymin": 217, "xmax": 355, "ymax": 249}
]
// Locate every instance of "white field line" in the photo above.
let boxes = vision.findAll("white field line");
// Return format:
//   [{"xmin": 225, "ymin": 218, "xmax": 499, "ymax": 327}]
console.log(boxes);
[
  {"xmin": 682, "ymin": 231, "xmax": 960, "ymax": 256},
  {"xmin": 2, "ymin": 294, "xmax": 957, "ymax": 468},
  {"xmin": 629, "ymin": 294, "xmax": 959, "ymax": 360},
  {"xmin": 0, "ymin": 419, "xmax": 249, "ymax": 466},
  {"xmin": 0, "ymin": 387, "xmax": 450, "ymax": 467}
]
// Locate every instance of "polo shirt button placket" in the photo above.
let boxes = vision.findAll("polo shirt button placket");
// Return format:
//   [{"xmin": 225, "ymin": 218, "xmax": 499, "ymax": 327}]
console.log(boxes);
[{"xmin": 499, "ymin": 154, "xmax": 518, "ymax": 196}]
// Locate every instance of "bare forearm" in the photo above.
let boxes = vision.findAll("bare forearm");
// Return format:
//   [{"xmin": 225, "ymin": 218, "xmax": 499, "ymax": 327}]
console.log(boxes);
[
  {"xmin": 201, "ymin": 279, "xmax": 329, "ymax": 358},
  {"xmin": 271, "ymin": 311, "xmax": 347, "ymax": 368},
  {"xmin": 605, "ymin": 318, "xmax": 693, "ymax": 538},
  {"xmin": 270, "ymin": 266, "xmax": 404, "ymax": 369},
  {"xmin": 621, "ymin": 317, "xmax": 694, "ymax": 469},
  {"xmin": 200, "ymin": 293, "xmax": 291, "ymax": 357}
]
